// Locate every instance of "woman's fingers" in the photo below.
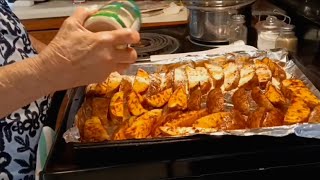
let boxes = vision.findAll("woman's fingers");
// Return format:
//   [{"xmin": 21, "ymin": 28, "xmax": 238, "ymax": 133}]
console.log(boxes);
[
  {"xmin": 110, "ymin": 47, "xmax": 138, "ymax": 64},
  {"xmin": 71, "ymin": 7, "xmax": 98, "ymax": 24},
  {"xmin": 97, "ymin": 28, "xmax": 140, "ymax": 45}
]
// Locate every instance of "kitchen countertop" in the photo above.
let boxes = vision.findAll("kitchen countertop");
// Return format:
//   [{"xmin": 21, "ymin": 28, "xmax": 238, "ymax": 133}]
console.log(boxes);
[{"xmin": 10, "ymin": 0, "xmax": 188, "ymax": 23}]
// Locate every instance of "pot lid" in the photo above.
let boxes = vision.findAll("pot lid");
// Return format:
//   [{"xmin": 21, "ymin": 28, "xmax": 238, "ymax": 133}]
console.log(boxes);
[{"xmin": 183, "ymin": 0, "xmax": 256, "ymax": 8}]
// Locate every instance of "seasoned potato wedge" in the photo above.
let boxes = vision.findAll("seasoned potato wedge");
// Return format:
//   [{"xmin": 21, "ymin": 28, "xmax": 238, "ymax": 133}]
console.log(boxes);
[
  {"xmin": 235, "ymin": 54, "xmax": 253, "ymax": 68},
  {"xmin": 196, "ymin": 67, "xmax": 213, "ymax": 94},
  {"xmin": 152, "ymin": 111, "xmax": 183, "ymax": 137},
  {"xmin": 165, "ymin": 70, "xmax": 174, "ymax": 89},
  {"xmin": 255, "ymin": 61, "xmax": 272, "ymax": 89},
  {"xmin": 308, "ymin": 105, "xmax": 320, "ymax": 123},
  {"xmin": 210, "ymin": 56, "xmax": 228, "ymax": 66},
  {"xmin": 147, "ymin": 73, "xmax": 162, "ymax": 96},
  {"xmin": 251, "ymin": 87, "xmax": 275, "ymax": 111},
  {"xmin": 263, "ymin": 109, "xmax": 284, "ymax": 127},
  {"xmin": 193, "ymin": 112, "xmax": 232, "ymax": 129},
  {"xmin": 265, "ymin": 83, "xmax": 287, "ymax": 108},
  {"xmin": 247, "ymin": 107, "xmax": 267, "ymax": 129},
  {"xmin": 127, "ymin": 91, "xmax": 147, "ymax": 116},
  {"xmin": 188, "ymin": 88, "xmax": 202, "ymax": 111},
  {"xmin": 96, "ymin": 71, "xmax": 123, "ymax": 97},
  {"xmin": 281, "ymin": 79, "xmax": 320, "ymax": 108},
  {"xmin": 83, "ymin": 116, "xmax": 110, "ymax": 142},
  {"xmin": 119, "ymin": 76, "xmax": 133, "ymax": 93},
  {"xmin": 91, "ymin": 97, "xmax": 109, "ymax": 126},
  {"xmin": 232, "ymin": 87, "xmax": 257, "ymax": 115},
  {"xmin": 238, "ymin": 64, "xmax": 256, "ymax": 88},
  {"xmin": 165, "ymin": 109, "xmax": 208, "ymax": 127},
  {"xmin": 185, "ymin": 66, "xmax": 200, "ymax": 92},
  {"xmin": 173, "ymin": 68, "xmax": 188, "ymax": 91},
  {"xmin": 222, "ymin": 110, "xmax": 247, "ymax": 130},
  {"xmin": 86, "ymin": 83, "xmax": 108, "ymax": 97},
  {"xmin": 284, "ymin": 100, "xmax": 310, "ymax": 124},
  {"xmin": 223, "ymin": 62, "xmax": 240, "ymax": 91},
  {"xmin": 125, "ymin": 109, "xmax": 162, "ymax": 139},
  {"xmin": 113, "ymin": 122, "xmax": 129, "ymax": 140},
  {"xmin": 145, "ymin": 88, "xmax": 173, "ymax": 108},
  {"xmin": 204, "ymin": 63, "xmax": 224, "ymax": 88},
  {"xmin": 262, "ymin": 58, "xmax": 286, "ymax": 81},
  {"xmin": 109, "ymin": 91, "xmax": 124, "ymax": 120},
  {"xmin": 133, "ymin": 68, "xmax": 150, "ymax": 94},
  {"xmin": 207, "ymin": 88, "xmax": 225, "ymax": 113},
  {"xmin": 168, "ymin": 86, "xmax": 188, "ymax": 110}
]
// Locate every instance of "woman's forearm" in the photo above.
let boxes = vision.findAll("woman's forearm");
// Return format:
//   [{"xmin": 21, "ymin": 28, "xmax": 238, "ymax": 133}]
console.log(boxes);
[
  {"xmin": 29, "ymin": 35, "xmax": 47, "ymax": 53},
  {"xmin": 0, "ymin": 56, "xmax": 54, "ymax": 118}
]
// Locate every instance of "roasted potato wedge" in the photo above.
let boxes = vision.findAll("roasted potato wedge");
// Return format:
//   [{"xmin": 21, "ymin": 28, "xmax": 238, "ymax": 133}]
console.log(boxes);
[
  {"xmin": 255, "ymin": 61, "xmax": 272, "ymax": 89},
  {"xmin": 133, "ymin": 68, "xmax": 150, "ymax": 94},
  {"xmin": 168, "ymin": 86, "xmax": 188, "ymax": 110},
  {"xmin": 147, "ymin": 73, "xmax": 162, "ymax": 96},
  {"xmin": 145, "ymin": 88, "xmax": 173, "ymax": 108},
  {"xmin": 152, "ymin": 111, "xmax": 183, "ymax": 137},
  {"xmin": 86, "ymin": 83, "xmax": 108, "ymax": 97},
  {"xmin": 188, "ymin": 88, "xmax": 202, "ymax": 111},
  {"xmin": 235, "ymin": 54, "xmax": 253, "ymax": 68},
  {"xmin": 262, "ymin": 58, "xmax": 286, "ymax": 81},
  {"xmin": 109, "ymin": 91, "xmax": 124, "ymax": 120},
  {"xmin": 165, "ymin": 70, "xmax": 174, "ymax": 89},
  {"xmin": 238, "ymin": 64, "xmax": 256, "ymax": 88},
  {"xmin": 262, "ymin": 109, "xmax": 284, "ymax": 127},
  {"xmin": 207, "ymin": 88, "xmax": 225, "ymax": 113},
  {"xmin": 87, "ymin": 71, "xmax": 122, "ymax": 97},
  {"xmin": 308, "ymin": 105, "xmax": 320, "ymax": 123},
  {"xmin": 125, "ymin": 109, "xmax": 162, "ymax": 139},
  {"xmin": 265, "ymin": 83, "xmax": 287, "ymax": 108},
  {"xmin": 119, "ymin": 76, "xmax": 133, "ymax": 93},
  {"xmin": 223, "ymin": 62, "xmax": 240, "ymax": 91},
  {"xmin": 196, "ymin": 67, "xmax": 213, "ymax": 94},
  {"xmin": 281, "ymin": 79, "xmax": 320, "ymax": 108},
  {"xmin": 251, "ymin": 87, "xmax": 275, "ymax": 111},
  {"xmin": 113, "ymin": 122, "xmax": 129, "ymax": 140},
  {"xmin": 193, "ymin": 112, "xmax": 232, "ymax": 129},
  {"xmin": 91, "ymin": 97, "xmax": 109, "ymax": 126},
  {"xmin": 173, "ymin": 68, "xmax": 188, "ymax": 91},
  {"xmin": 83, "ymin": 116, "xmax": 110, "ymax": 142},
  {"xmin": 204, "ymin": 63, "xmax": 224, "ymax": 88},
  {"xmin": 210, "ymin": 56, "xmax": 228, "ymax": 66},
  {"xmin": 247, "ymin": 107, "xmax": 267, "ymax": 129},
  {"xmin": 165, "ymin": 109, "xmax": 208, "ymax": 127},
  {"xmin": 127, "ymin": 91, "xmax": 147, "ymax": 116},
  {"xmin": 284, "ymin": 100, "xmax": 310, "ymax": 124},
  {"xmin": 222, "ymin": 110, "xmax": 247, "ymax": 130},
  {"xmin": 185, "ymin": 66, "xmax": 200, "ymax": 92},
  {"xmin": 232, "ymin": 87, "xmax": 257, "ymax": 115},
  {"xmin": 281, "ymin": 79, "xmax": 305, "ymax": 96}
]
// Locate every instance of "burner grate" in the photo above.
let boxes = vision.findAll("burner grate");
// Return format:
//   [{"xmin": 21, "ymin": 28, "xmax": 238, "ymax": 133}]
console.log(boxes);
[{"xmin": 132, "ymin": 33, "xmax": 180, "ymax": 61}]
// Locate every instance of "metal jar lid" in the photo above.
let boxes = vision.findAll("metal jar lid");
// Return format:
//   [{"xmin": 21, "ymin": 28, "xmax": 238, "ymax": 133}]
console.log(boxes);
[
  {"xmin": 183, "ymin": 0, "xmax": 256, "ymax": 11},
  {"xmin": 255, "ymin": 16, "xmax": 284, "ymax": 31}
]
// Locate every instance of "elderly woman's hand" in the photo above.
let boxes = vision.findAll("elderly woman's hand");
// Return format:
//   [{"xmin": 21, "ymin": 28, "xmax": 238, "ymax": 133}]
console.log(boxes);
[{"xmin": 38, "ymin": 7, "xmax": 140, "ymax": 90}]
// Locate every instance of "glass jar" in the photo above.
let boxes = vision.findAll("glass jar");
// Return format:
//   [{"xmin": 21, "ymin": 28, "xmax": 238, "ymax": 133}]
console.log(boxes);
[
  {"xmin": 255, "ymin": 16, "xmax": 284, "ymax": 50},
  {"xmin": 229, "ymin": 14, "xmax": 248, "ymax": 44},
  {"xmin": 275, "ymin": 24, "xmax": 298, "ymax": 54}
]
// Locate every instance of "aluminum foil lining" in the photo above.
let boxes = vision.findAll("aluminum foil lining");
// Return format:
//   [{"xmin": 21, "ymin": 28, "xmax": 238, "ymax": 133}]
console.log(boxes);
[{"xmin": 63, "ymin": 48, "xmax": 320, "ymax": 143}]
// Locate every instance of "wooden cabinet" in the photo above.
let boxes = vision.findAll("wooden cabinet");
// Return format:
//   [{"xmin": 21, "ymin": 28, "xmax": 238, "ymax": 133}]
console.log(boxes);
[{"xmin": 21, "ymin": 17, "xmax": 66, "ymax": 44}]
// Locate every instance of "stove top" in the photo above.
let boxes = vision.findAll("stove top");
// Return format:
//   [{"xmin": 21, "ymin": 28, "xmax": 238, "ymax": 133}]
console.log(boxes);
[{"xmin": 132, "ymin": 33, "xmax": 180, "ymax": 61}]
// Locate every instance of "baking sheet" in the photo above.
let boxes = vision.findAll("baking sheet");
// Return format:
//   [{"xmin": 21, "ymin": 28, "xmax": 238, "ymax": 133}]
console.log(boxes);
[{"xmin": 63, "ymin": 48, "xmax": 320, "ymax": 143}]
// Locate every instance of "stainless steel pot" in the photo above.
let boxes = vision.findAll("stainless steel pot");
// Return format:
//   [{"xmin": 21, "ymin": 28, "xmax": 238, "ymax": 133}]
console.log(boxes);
[{"xmin": 184, "ymin": 0, "xmax": 256, "ymax": 43}]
